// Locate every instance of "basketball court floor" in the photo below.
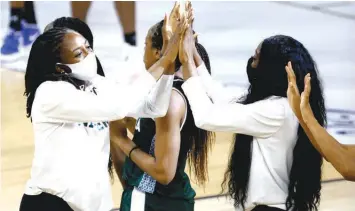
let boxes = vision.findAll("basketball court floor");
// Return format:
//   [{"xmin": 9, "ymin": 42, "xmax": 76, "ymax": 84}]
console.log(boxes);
[{"xmin": 1, "ymin": 1, "xmax": 355, "ymax": 211}]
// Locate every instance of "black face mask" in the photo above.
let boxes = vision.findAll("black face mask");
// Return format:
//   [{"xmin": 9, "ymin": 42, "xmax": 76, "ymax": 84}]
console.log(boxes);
[{"xmin": 246, "ymin": 57, "xmax": 258, "ymax": 84}]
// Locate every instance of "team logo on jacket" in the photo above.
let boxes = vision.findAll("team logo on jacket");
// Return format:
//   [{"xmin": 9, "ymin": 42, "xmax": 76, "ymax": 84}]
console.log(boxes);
[{"xmin": 78, "ymin": 121, "xmax": 109, "ymax": 131}]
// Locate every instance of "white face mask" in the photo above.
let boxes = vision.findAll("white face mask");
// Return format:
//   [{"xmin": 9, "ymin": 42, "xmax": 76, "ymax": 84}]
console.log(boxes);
[{"xmin": 60, "ymin": 52, "xmax": 97, "ymax": 81}]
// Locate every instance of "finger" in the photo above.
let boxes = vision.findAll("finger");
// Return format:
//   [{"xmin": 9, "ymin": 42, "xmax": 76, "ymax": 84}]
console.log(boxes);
[
  {"xmin": 186, "ymin": 1, "xmax": 191, "ymax": 10},
  {"xmin": 288, "ymin": 61, "xmax": 296, "ymax": 82},
  {"xmin": 173, "ymin": 1, "xmax": 179, "ymax": 11},
  {"xmin": 164, "ymin": 13, "xmax": 168, "ymax": 26},
  {"xmin": 304, "ymin": 74, "xmax": 311, "ymax": 98},
  {"xmin": 173, "ymin": 2, "xmax": 180, "ymax": 14},
  {"xmin": 285, "ymin": 65, "xmax": 291, "ymax": 83}
]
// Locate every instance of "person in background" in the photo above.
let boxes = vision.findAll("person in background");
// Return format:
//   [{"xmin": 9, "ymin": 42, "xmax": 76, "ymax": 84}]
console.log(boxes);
[
  {"xmin": 71, "ymin": 1, "xmax": 136, "ymax": 46},
  {"xmin": 1, "ymin": 1, "xmax": 40, "ymax": 61},
  {"xmin": 285, "ymin": 62, "xmax": 355, "ymax": 182}
]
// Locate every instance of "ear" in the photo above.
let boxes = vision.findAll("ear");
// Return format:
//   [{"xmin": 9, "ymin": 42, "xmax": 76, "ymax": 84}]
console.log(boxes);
[
  {"xmin": 154, "ymin": 49, "xmax": 161, "ymax": 60},
  {"xmin": 55, "ymin": 64, "xmax": 72, "ymax": 74}
]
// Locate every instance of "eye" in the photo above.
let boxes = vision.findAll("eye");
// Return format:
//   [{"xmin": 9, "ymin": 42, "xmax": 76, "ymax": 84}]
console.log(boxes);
[
  {"xmin": 75, "ymin": 52, "xmax": 83, "ymax": 58},
  {"xmin": 86, "ymin": 45, "xmax": 92, "ymax": 51}
]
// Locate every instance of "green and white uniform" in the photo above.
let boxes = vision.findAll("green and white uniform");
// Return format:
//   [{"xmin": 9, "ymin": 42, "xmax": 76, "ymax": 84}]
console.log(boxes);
[{"xmin": 120, "ymin": 78, "xmax": 196, "ymax": 211}]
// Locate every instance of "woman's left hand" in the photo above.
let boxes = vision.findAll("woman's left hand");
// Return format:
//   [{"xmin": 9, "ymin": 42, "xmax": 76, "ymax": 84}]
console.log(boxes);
[{"xmin": 300, "ymin": 74, "xmax": 315, "ymax": 124}]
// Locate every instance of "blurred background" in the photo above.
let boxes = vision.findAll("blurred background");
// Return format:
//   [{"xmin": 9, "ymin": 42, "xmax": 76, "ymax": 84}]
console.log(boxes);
[{"xmin": 1, "ymin": 1, "xmax": 355, "ymax": 211}]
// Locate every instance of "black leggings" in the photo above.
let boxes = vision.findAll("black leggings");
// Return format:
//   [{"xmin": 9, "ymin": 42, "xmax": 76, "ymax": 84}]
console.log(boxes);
[
  {"xmin": 251, "ymin": 205, "xmax": 285, "ymax": 211},
  {"xmin": 19, "ymin": 192, "xmax": 73, "ymax": 211}
]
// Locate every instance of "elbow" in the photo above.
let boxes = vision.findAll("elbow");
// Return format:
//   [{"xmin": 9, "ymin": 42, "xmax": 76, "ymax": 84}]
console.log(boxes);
[
  {"xmin": 340, "ymin": 167, "xmax": 355, "ymax": 182},
  {"xmin": 158, "ymin": 175, "xmax": 174, "ymax": 185},
  {"xmin": 155, "ymin": 167, "xmax": 175, "ymax": 185}
]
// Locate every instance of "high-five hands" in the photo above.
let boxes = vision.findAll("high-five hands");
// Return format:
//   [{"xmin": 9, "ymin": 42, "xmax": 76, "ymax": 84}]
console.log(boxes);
[
  {"xmin": 285, "ymin": 61, "xmax": 314, "ymax": 123},
  {"xmin": 162, "ymin": 1, "xmax": 194, "ymax": 75}
]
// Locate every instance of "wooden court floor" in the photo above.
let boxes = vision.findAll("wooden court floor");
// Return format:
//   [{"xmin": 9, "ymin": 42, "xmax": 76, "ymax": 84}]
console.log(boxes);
[{"xmin": 1, "ymin": 69, "xmax": 354, "ymax": 211}]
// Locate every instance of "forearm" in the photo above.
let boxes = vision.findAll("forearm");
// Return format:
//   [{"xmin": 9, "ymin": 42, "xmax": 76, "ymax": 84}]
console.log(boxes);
[
  {"xmin": 110, "ymin": 141, "xmax": 127, "ymax": 188},
  {"xmin": 182, "ymin": 59, "xmax": 198, "ymax": 80},
  {"xmin": 193, "ymin": 49, "xmax": 239, "ymax": 104},
  {"xmin": 126, "ymin": 75, "xmax": 174, "ymax": 118},
  {"xmin": 118, "ymin": 139, "xmax": 170, "ymax": 184},
  {"xmin": 305, "ymin": 117, "xmax": 355, "ymax": 180},
  {"xmin": 147, "ymin": 55, "xmax": 173, "ymax": 80}
]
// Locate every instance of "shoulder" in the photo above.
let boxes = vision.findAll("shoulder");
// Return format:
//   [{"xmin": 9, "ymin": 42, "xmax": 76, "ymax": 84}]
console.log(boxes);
[
  {"xmin": 36, "ymin": 81, "xmax": 77, "ymax": 95},
  {"xmin": 167, "ymin": 89, "xmax": 186, "ymax": 117},
  {"xmin": 34, "ymin": 81, "xmax": 78, "ymax": 106},
  {"xmin": 156, "ymin": 89, "xmax": 186, "ymax": 125}
]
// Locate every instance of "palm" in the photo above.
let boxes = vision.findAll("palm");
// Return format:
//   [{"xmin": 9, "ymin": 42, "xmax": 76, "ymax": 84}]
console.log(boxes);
[
  {"xmin": 300, "ymin": 74, "xmax": 315, "ymax": 121},
  {"xmin": 163, "ymin": 2, "xmax": 180, "ymax": 41}
]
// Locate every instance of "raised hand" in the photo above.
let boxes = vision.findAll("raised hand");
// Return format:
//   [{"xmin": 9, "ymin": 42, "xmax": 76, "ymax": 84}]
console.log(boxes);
[
  {"xmin": 179, "ymin": 26, "xmax": 195, "ymax": 64},
  {"xmin": 163, "ymin": 15, "xmax": 189, "ymax": 65},
  {"xmin": 285, "ymin": 61, "xmax": 302, "ymax": 119},
  {"xmin": 162, "ymin": 2, "xmax": 180, "ymax": 43},
  {"xmin": 300, "ymin": 73, "xmax": 315, "ymax": 123}
]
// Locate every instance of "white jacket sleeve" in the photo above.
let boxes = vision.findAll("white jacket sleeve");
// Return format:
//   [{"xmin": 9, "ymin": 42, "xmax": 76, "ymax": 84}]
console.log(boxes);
[
  {"xmin": 182, "ymin": 76, "xmax": 286, "ymax": 138},
  {"xmin": 196, "ymin": 63, "xmax": 243, "ymax": 104},
  {"xmin": 32, "ymin": 71, "xmax": 157, "ymax": 123},
  {"xmin": 126, "ymin": 75, "xmax": 174, "ymax": 119}
]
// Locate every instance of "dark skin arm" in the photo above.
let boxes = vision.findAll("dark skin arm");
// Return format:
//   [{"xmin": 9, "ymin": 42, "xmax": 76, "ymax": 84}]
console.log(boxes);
[
  {"xmin": 113, "ymin": 91, "xmax": 186, "ymax": 185},
  {"xmin": 286, "ymin": 63, "xmax": 355, "ymax": 181},
  {"xmin": 110, "ymin": 120, "xmax": 129, "ymax": 188}
]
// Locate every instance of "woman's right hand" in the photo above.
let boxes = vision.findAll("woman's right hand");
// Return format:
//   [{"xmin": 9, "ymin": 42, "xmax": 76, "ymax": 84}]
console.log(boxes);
[
  {"xmin": 179, "ymin": 25, "xmax": 195, "ymax": 65},
  {"xmin": 162, "ymin": 13, "xmax": 190, "ymax": 64}
]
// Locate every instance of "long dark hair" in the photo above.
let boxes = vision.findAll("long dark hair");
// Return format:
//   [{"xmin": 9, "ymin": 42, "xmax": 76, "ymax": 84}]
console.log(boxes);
[
  {"xmin": 45, "ymin": 17, "xmax": 105, "ymax": 77},
  {"xmin": 24, "ymin": 27, "xmax": 83, "ymax": 118},
  {"xmin": 222, "ymin": 35, "xmax": 326, "ymax": 210}
]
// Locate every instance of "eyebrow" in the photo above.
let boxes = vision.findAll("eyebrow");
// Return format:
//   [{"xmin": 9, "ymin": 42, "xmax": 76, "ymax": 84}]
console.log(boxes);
[
  {"xmin": 72, "ymin": 40, "xmax": 88, "ymax": 52},
  {"xmin": 72, "ymin": 47, "xmax": 81, "ymax": 52}
]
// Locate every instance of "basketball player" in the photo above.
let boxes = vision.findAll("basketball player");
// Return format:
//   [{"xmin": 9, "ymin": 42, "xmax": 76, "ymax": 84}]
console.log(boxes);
[
  {"xmin": 180, "ymin": 26, "xmax": 326, "ymax": 211},
  {"xmin": 1, "ymin": 1, "xmax": 40, "ymax": 61},
  {"xmin": 19, "ymin": 18, "xmax": 187, "ymax": 210},
  {"xmin": 110, "ymin": 18, "xmax": 216, "ymax": 211},
  {"xmin": 286, "ymin": 63, "xmax": 355, "ymax": 181},
  {"xmin": 71, "ymin": 1, "xmax": 136, "ymax": 46}
]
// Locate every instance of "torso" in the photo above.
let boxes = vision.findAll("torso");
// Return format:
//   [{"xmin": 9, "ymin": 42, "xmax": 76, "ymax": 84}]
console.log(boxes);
[
  {"xmin": 25, "ymin": 81, "xmax": 112, "ymax": 211},
  {"xmin": 122, "ymin": 77, "xmax": 196, "ymax": 200}
]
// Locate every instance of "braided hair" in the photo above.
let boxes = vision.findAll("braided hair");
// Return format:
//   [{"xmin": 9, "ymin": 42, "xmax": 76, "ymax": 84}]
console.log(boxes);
[
  {"xmin": 45, "ymin": 17, "xmax": 105, "ymax": 77},
  {"xmin": 222, "ymin": 35, "xmax": 326, "ymax": 211},
  {"xmin": 24, "ymin": 27, "xmax": 82, "ymax": 118}
]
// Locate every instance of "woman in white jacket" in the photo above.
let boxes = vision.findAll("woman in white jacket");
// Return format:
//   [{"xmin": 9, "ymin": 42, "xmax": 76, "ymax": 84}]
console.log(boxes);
[
  {"xmin": 19, "ymin": 19, "xmax": 187, "ymax": 211},
  {"xmin": 180, "ymin": 26, "xmax": 326, "ymax": 211}
]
